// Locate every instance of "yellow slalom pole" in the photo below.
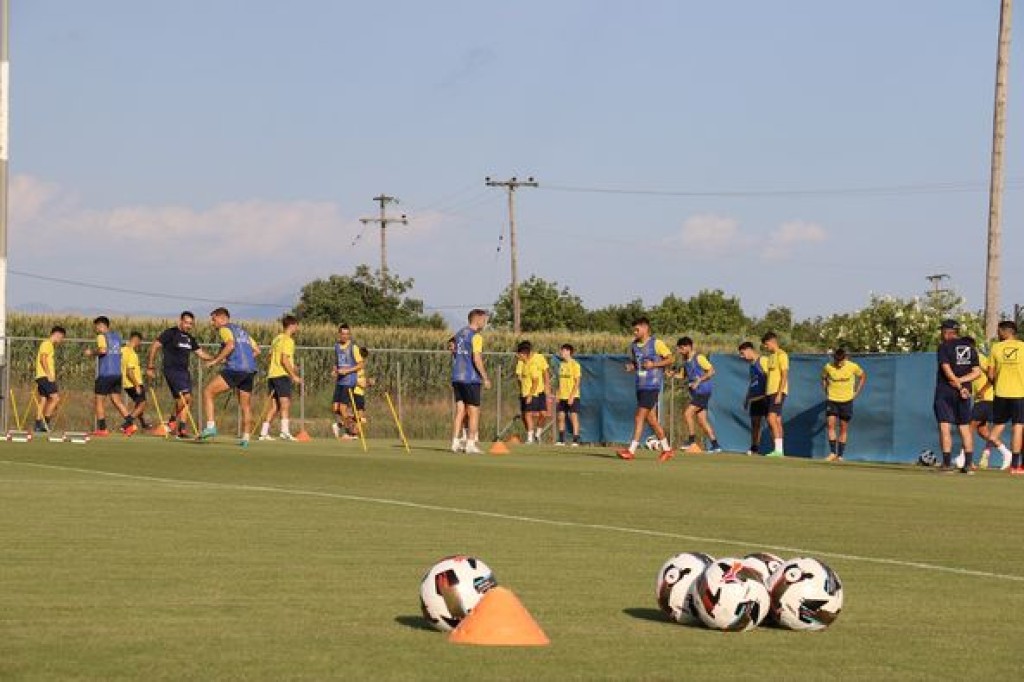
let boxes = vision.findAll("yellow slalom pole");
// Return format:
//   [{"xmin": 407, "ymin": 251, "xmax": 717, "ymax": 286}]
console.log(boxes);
[
  {"xmin": 384, "ymin": 392, "xmax": 410, "ymax": 453},
  {"xmin": 182, "ymin": 400, "xmax": 200, "ymax": 438},
  {"xmin": 9, "ymin": 388, "xmax": 22, "ymax": 431},
  {"xmin": 348, "ymin": 388, "xmax": 368, "ymax": 452},
  {"xmin": 148, "ymin": 388, "xmax": 169, "ymax": 439}
]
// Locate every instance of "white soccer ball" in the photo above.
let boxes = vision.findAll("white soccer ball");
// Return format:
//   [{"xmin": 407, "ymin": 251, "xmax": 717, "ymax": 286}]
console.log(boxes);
[
  {"xmin": 741, "ymin": 552, "xmax": 785, "ymax": 584},
  {"xmin": 419, "ymin": 555, "xmax": 497, "ymax": 632},
  {"xmin": 689, "ymin": 557, "xmax": 771, "ymax": 631},
  {"xmin": 645, "ymin": 435, "xmax": 663, "ymax": 451},
  {"xmin": 768, "ymin": 557, "xmax": 844, "ymax": 631},
  {"xmin": 655, "ymin": 552, "xmax": 714, "ymax": 624}
]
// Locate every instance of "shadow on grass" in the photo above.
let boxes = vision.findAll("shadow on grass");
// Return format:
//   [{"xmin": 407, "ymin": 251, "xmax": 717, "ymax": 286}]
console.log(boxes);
[
  {"xmin": 394, "ymin": 615, "xmax": 437, "ymax": 632},
  {"xmin": 623, "ymin": 608, "xmax": 705, "ymax": 629}
]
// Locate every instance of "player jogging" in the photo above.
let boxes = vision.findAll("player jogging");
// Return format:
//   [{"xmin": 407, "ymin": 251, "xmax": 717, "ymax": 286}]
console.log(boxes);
[
  {"xmin": 259, "ymin": 315, "xmax": 302, "ymax": 441},
  {"xmin": 555, "ymin": 343, "xmax": 582, "ymax": 447},
  {"xmin": 331, "ymin": 323, "xmax": 364, "ymax": 440},
  {"xmin": 33, "ymin": 325, "xmax": 66, "ymax": 433},
  {"xmin": 122, "ymin": 331, "xmax": 150, "ymax": 430},
  {"xmin": 986, "ymin": 320, "xmax": 1024, "ymax": 475},
  {"xmin": 515, "ymin": 341, "xmax": 551, "ymax": 444},
  {"xmin": 820, "ymin": 348, "xmax": 866, "ymax": 462},
  {"xmin": 738, "ymin": 341, "xmax": 769, "ymax": 455},
  {"xmin": 933, "ymin": 319, "xmax": 982, "ymax": 474},
  {"xmin": 675, "ymin": 336, "xmax": 722, "ymax": 452},
  {"xmin": 451, "ymin": 309, "xmax": 491, "ymax": 454},
  {"xmin": 83, "ymin": 316, "xmax": 136, "ymax": 436},
  {"xmin": 147, "ymin": 311, "xmax": 215, "ymax": 439},
  {"xmin": 762, "ymin": 332, "xmax": 789, "ymax": 458},
  {"xmin": 200, "ymin": 308, "xmax": 261, "ymax": 447},
  {"xmin": 618, "ymin": 317, "xmax": 674, "ymax": 461}
]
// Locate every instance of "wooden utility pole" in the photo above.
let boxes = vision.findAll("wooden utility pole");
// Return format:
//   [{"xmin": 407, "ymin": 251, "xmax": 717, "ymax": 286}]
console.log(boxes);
[
  {"xmin": 359, "ymin": 194, "xmax": 407, "ymax": 296},
  {"xmin": 985, "ymin": 0, "xmax": 1013, "ymax": 339},
  {"xmin": 485, "ymin": 176, "xmax": 538, "ymax": 334}
]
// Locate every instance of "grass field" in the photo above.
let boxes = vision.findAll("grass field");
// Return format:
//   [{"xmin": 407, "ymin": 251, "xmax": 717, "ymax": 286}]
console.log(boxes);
[{"xmin": 1, "ymin": 437, "xmax": 1022, "ymax": 681}]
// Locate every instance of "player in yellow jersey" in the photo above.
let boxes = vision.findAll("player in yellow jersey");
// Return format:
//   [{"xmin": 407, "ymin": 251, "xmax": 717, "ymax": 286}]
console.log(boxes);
[
  {"xmin": 33, "ymin": 325, "xmax": 66, "ymax": 433},
  {"xmin": 555, "ymin": 344, "xmax": 582, "ymax": 446},
  {"xmin": 121, "ymin": 332, "xmax": 151, "ymax": 430},
  {"xmin": 820, "ymin": 348, "xmax": 866, "ymax": 462},
  {"xmin": 259, "ymin": 315, "xmax": 302, "ymax": 441},
  {"xmin": 515, "ymin": 341, "xmax": 551, "ymax": 444},
  {"xmin": 987, "ymin": 320, "xmax": 1024, "ymax": 474},
  {"xmin": 352, "ymin": 346, "xmax": 373, "ymax": 431},
  {"xmin": 762, "ymin": 332, "xmax": 789, "ymax": 457},
  {"xmin": 738, "ymin": 341, "xmax": 770, "ymax": 455},
  {"xmin": 963, "ymin": 337, "xmax": 1000, "ymax": 469}
]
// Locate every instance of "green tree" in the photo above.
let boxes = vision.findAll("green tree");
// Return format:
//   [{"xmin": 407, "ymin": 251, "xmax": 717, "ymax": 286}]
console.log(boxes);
[
  {"xmin": 684, "ymin": 289, "xmax": 748, "ymax": 334},
  {"xmin": 291, "ymin": 265, "xmax": 445, "ymax": 328},
  {"xmin": 492, "ymin": 276, "xmax": 589, "ymax": 332},
  {"xmin": 587, "ymin": 298, "xmax": 648, "ymax": 334},
  {"xmin": 753, "ymin": 305, "xmax": 794, "ymax": 338}
]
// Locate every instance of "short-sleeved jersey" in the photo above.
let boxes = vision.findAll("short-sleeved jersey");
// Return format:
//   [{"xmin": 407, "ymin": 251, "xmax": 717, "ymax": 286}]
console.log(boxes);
[
  {"xmin": 766, "ymin": 348, "xmax": 790, "ymax": 395},
  {"xmin": 268, "ymin": 333, "xmax": 295, "ymax": 379},
  {"xmin": 157, "ymin": 327, "xmax": 200, "ymax": 373},
  {"xmin": 121, "ymin": 346, "xmax": 142, "ymax": 388},
  {"xmin": 974, "ymin": 353, "xmax": 995, "ymax": 402},
  {"xmin": 990, "ymin": 338, "xmax": 1024, "ymax": 399},
  {"xmin": 219, "ymin": 325, "xmax": 259, "ymax": 373},
  {"xmin": 451, "ymin": 327, "xmax": 484, "ymax": 384},
  {"xmin": 747, "ymin": 356, "xmax": 770, "ymax": 400},
  {"xmin": 683, "ymin": 354, "xmax": 714, "ymax": 396},
  {"xmin": 96, "ymin": 332, "xmax": 123, "ymax": 378},
  {"xmin": 936, "ymin": 338, "xmax": 979, "ymax": 397},
  {"xmin": 35, "ymin": 340, "xmax": 55, "ymax": 380},
  {"xmin": 516, "ymin": 353, "xmax": 549, "ymax": 397},
  {"xmin": 821, "ymin": 360, "xmax": 864, "ymax": 403},
  {"xmin": 557, "ymin": 358, "xmax": 582, "ymax": 400},
  {"xmin": 631, "ymin": 337, "xmax": 673, "ymax": 390},
  {"xmin": 334, "ymin": 341, "xmax": 364, "ymax": 388}
]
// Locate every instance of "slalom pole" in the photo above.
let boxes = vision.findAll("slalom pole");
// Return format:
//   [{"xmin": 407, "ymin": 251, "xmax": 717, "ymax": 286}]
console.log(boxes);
[
  {"xmin": 348, "ymin": 388, "xmax": 368, "ymax": 452},
  {"xmin": 384, "ymin": 392, "xmax": 410, "ymax": 453}
]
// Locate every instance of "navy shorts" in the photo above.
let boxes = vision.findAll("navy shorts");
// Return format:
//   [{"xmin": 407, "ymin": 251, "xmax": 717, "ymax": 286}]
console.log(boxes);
[
  {"xmin": 689, "ymin": 393, "xmax": 711, "ymax": 411},
  {"xmin": 268, "ymin": 376, "xmax": 293, "ymax": 400},
  {"xmin": 748, "ymin": 398, "xmax": 769, "ymax": 418},
  {"xmin": 94, "ymin": 376, "xmax": 122, "ymax": 396},
  {"xmin": 636, "ymin": 389, "xmax": 660, "ymax": 410},
  {"xmin": 934, "ymin": 393, "xmax": 971, "ymax": 425},
  {"xmin": 36, "ymin": 378, "xmax": 59, "ymax": 398},
  {"xmin": 972, "ymin": 400, "xmax": 994, "ymax": 424},
  {"xmin": 125, "ymin": 385, "xmax": 146, "ymax": 403},
  {"xmin": 768, "ymin": 394, "xmax": 786, "ymax": 415},
  {"xmin": 994, "ymin": 397, "xmax": 1024, "ymax": 425},
  {"xmin": 221, "ymin": 370, "xmax": 255, "ymax": 393},
  {"xmin": 826, "ymin": 400, "xmax": 853, "ymax": 422},
  {"xmin": 525, "ymin": 393, "xmax": 547, "ymax": 412},
  {"xmin": 558, "ymin": 398, "xmax": 579, "ymax": 414},
  {"xmin": 452, "ymin": 382, "xmax": 482, "ymax": 408},
  {"xmin": 164, "ymin": 370, "xmax": 192, "ymax": 398},
  {"xmin": 333, "ymin": 383, "xmax": 355, "ymax": 404}
]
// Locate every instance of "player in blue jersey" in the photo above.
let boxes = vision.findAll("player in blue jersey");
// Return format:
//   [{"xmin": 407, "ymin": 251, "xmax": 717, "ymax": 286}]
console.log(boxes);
[
  {"xmin": 934, "ymin": 319, "xmax": 982, "ymax": 473},
  {"xmin": 451, "ymin": 309, "xmax": 492, "ymax": 454},
  {"xmin": 331, "ymin": 323, "xmax": 365, "ymax": 440},
  {"xmin": 738, "ymin": 341, "xmax": 769, "ymax": 455},
  {"xmin": 618, "ymin": 317, "xmax": 675, "ymax": 461},
  {"xmin": 675, "ymin": 336, "xmax": 723, "ymax": 452},
  {"xmin": 83, "ymin": 316, "xmax": 136, "ymax": 436},
  {"xmin": 200, "ymin": 307, "xmax": 261, "ymax": 447}
]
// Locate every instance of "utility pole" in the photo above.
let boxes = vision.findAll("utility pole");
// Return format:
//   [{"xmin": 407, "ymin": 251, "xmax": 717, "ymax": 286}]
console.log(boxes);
[
  {"xmin": 985, "ymin": 0, "xmax": 1013, "ymax": 339},
  {"xmin": 0, "ymin": 0, "xmax": 10, "ymax": 429},
  {"xmin": 359, "ymin": 194, "xmax": 407, "ymax": 296},
  {"xmin": 485, "ymin": 176, "xmax": 538, "ymax": 334}
]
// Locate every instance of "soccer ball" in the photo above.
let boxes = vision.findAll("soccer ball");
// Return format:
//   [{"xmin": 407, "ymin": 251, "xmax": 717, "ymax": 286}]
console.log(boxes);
[
  {"xmin": 655, "ymin": 552, "xmax": 714, "ymax": 624},
  {"xmin": 690, "ymin": 558, "xmax": 770, "ymax": 631},
  {"xmin": 645, "ymin": 435, "xmax": 663, "ymax": 451},
  {"xmin": 768, "ymin": 557, "xmax": 844, "ymax": 631},
  {"xmin": 741, "ymin": 552, "xmax": 784, "ymax": 584},
  {"xmin": 917, "ymin": 449, "xmax": 937, "ymax": 467},
  {"xmin": 419, "ymin": 555, "xmax": 497, "ymax": 632}
]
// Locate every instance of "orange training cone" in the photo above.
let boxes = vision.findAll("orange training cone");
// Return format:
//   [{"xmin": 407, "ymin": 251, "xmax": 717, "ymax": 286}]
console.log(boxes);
[
  {"xmin": 489, "ymin": 440, "xmax": 510, "ymax": 455},
  {"xmin": 151, "ymin": 423, "xmax": 169, "ymax": 437},
  {"xmin": 448, "ymin": 587, "xmax": 550, "ymax": 647},
  {"xmin": 685, "ymin": 442, "xmax": 703, "ymax": 454},
  {"xmin": 506, "ymin": 434, "xmax": 522, "ymax": 444},
  {"xmin": 294, "ymin": 429, "xmax": 312, "ymax": 442}
]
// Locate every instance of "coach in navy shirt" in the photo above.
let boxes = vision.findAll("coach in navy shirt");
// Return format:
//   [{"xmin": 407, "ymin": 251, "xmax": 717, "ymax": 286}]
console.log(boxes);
[
  {"xmin": 934, "ymin": 318, "xmax": 982, "ymax": 473},
  {"xmin": 146, "ymin": 311, "xmax": 215, "ymax": 438}
]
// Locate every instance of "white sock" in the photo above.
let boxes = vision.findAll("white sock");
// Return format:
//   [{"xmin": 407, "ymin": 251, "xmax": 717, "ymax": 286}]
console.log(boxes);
[
  {"xmin": 460, "ymin": 428, "xmax": 468, "ymax": 441},
  {"xmin": 260, "ymin": 422, "xmax": 270, "ymax": 437},
  {"xmin": 661, "ymin": 438, "xmax": 670, "ymax": 450},
  {"xmin": 535, "ymin": 428, "xmax": 543, "ymax": 439},
  {"xmin": 206, "ymin": 421, "xmax": 215, "ymax": 430},
  {"xmin": 998, "ymin": 443, "xmax": 1012, "ymax": 457},
  {"xmin": 242, "ymin": 432, "xmax": 250, "ymax": 441},
  {"xmin": 629, "ymin": 440, "xmax": 639, "ymax": 454},
  {"xmin": 281, "ymin": 419, "xmax": 290, "ymax": 434},
  {"xmin": 774, "ymin": 438, "xmax": 783, "ymax": 452}
]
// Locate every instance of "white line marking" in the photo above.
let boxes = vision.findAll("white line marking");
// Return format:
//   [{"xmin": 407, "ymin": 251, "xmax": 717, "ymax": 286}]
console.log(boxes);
[{"xmin": 5, "ymin": 459, "xmax": 1023, "ymax": 583}]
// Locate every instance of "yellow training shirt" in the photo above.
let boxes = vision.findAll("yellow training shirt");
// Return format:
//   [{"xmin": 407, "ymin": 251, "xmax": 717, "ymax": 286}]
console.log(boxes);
[
  {"xmin": 974, "ymin": 354, "xmax": 995, "ymax": 402},
  {"xmin": 516, "ymin": 353, "xmax": 550, "ymax": 397},
  {"xmin": 991, "ymin": 339, "xmax": 1024, "ymax": 398},
  {"xmin": 268, "ymin": 333, "xmax": 295, "ymax": 379},
  {"xmin": 121, "ymin": 347, "xmax": 142, "ymax": 388},
  {"xmin": 821, "ymin": 360, "xmax": 863, "ymax": 403},
  {"xmin": 558, "ymin": 358, "xmax": 582, "ymax": 400},
  {"xmin": 35, "ymin": 340, "xmax": 55, "ymax": 380},
  {"xmin": 766, "ymin": 348, "xmax": 790, "ymax": 395}
]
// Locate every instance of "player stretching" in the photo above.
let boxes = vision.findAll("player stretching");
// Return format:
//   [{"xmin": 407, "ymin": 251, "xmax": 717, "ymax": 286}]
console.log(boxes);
[
  {"xmin": 986, "ymin": 320, "xmax": 1024, "ymax": 475},
  {"xmin": 761, "ymin": 332, "xmax": 789, "ymax": 458},
  {"xmin": 675, "ymin": 337, "xmax": 722, "ymax": 452},
  {"xmin": 964, "ymin": 337, "xmax": 1001, "ymax": 469},
  {"xmin": 33, "ymin": 325, "xmax": 66, "ymax": 433},
  {"xmin": 147, "ymin": 311, "xmax": 215, "ymax": 439},
  {"xmin": 200, "ymin": 308, "xmax": 261, "ymax": 447},
  {"xmin": 738, "ymin": 342, "xmax": 769, "ymax": 455},
  {"xmin": 515, "ymin": 341, "xmax": 551, "ymax": 444},
  {"xmin": 84, "ymin": 316, "xmax": 136, "ymax": 436},
  {"xmin": 259, "ymin": 315, "xmax": 302, "ymax": 441},
  {"xmin": 618, "ymin": 317, "xmax": 674, "ymax": 461},
  {"xmin": 122, "ymin": 332, "xmax": 150, "ymax": 430},
  {"xmin": 820, "ymin": 348, "xmax": 866, "ymax": 462},
  {"xmin": 555, "ymin": 344, "xmax": 582, "ymax": 447},
  {"xmin": 331, "ymin": 324, "xmax": 364, "ymax": 439},
  {"xmin": 933, "ymin": 319, "xmax": 981, "ymax": 474},
  {"xmin": 451, "ymin": 309, "xmax": 491, "ymax": 454}
]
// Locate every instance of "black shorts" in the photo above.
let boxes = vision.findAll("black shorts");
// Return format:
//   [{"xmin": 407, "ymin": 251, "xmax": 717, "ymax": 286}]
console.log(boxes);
[
  {"xmin": 523, "ymin": 393, "xmax": 547, "ymax": 412},
  {"xmin": 748, "ymin": 398, "xmax": 769, "ymax": 418},
  {"xmin": 994, "ymin": 397, "xmax": 1024, "ymax": 425},
  {"xmin": 268, "ymin": 376, "xmax": 293, "ymax": 400},
  {"xmin": 221, "ymin": 370, "xmax": 255, "ymax": 393},
  {"xmin": 125, "ymin": 385, "xmax": 146, "ymax": 403},
  {"xmin": 934, "ymin": 393, "xmax": 971, "ymax": 426},
  {"xmin": 768, "ymin": 394, "xmax": 786, "ymax": 415},
  {"xmin": 452, "ymin": 382, "xmax": 482, "ymax": 408},
  {"xmin": 558, "ymin": 398, "xmax": 579, "ymax": 414},
  {"xmin": 333, "ymin": 383, "xmax": 355, "ymax": 404},
  {"xmin": 94, "ymin": 376, "xmax": 122, "ymax": 396},
  {"xmin": 826, "ymin": 400, "xmax": 853, "ymax": 422},
  {"xmin": 972, "ymin": 400, "xmax": 994, "ymax": 424},
  {"xmin": 164, "ymin": 370, "xmax": 192, "ymax": 398},
  {"xmin": 35, "ymin": 378, "xmax": 59, "ymax": 398},
  {"xmin": 636, "ymin": 389, "xmax": 660, "ymax": 410},
  {"xmin": 689, "ymin": 393, "xmax": 711, "ymax": 411}
]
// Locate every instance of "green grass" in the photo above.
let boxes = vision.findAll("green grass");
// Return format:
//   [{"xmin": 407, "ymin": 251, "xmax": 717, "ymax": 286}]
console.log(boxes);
[{"xmin": 1, "ymin": 438, "xmax": 1022, "ymax": 680}]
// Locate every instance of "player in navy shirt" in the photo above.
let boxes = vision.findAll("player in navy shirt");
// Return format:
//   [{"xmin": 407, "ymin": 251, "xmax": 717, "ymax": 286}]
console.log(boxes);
[
  {"xmin": 934, "ymin": 318, "xmax": 982, "ymax": 473},
  {"xmin": 146, "ymin": 311, "xmax": 215, "ymax": 438}
]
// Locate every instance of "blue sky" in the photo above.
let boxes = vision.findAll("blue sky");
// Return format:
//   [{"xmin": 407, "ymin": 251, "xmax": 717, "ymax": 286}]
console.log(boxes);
[{"xmin": 9, "ymin": 0, "xmax": 1024, "ymax": 324}]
